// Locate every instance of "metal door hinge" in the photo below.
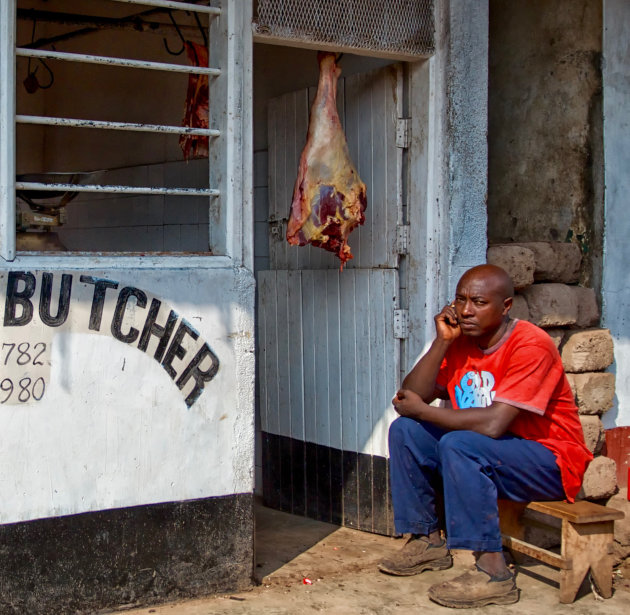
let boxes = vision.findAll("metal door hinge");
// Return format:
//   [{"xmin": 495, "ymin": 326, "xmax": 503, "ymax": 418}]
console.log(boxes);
[
  {"xmin": 396, "ymin": 118, "xmax": 411, "ymax": 149},
  {"xmin": 396, "ymin": 224, "xmax": 410, "ymax": 254},
  {"xmin": 268, "ymin": 216, "xmax": 286, "ymax": 241},
  {"xmin": 393, "ymin": 309, "xmax": 409, "ymax": 339}
]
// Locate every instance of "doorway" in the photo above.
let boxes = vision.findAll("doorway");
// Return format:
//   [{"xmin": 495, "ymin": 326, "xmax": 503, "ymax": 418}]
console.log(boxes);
[{"xmin": 253, "ymin": 44, "xmax": 412, "ymax": 535}]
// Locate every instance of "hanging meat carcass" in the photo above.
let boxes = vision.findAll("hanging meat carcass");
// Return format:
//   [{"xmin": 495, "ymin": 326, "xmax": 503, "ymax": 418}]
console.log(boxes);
[
  {"xmin": 286, "ymin": 52, "xmax": 367, "ymax": 267},
  {"xmin": 179, "ymin": 41, "xmax": 209, "ymax": 161}
]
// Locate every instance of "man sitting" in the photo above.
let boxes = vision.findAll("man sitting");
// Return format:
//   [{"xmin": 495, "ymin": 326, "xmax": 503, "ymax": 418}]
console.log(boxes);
[{"xmin": 379, "ymin": 264, "xmax": 592, "ymax": 608}]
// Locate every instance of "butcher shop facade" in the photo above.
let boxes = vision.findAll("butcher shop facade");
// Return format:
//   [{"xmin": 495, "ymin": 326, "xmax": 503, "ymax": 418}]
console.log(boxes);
[{"xmin": 0, "ymin": 0, "xmax": 490, "ymax": 612}]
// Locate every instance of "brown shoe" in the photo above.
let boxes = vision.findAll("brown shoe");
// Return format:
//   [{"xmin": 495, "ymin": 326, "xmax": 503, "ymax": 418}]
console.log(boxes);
[
  {"xmin": 378, "ymin": 535, "xmax": 453, "ymax": 576},
  {"xmin": 428, "ymin": 565, "xmax": 519, "ymax": 608}
]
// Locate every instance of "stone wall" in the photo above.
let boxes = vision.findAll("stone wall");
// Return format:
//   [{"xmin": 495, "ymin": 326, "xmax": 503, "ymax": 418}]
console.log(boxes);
[{"xmin": 488, "ymin": 241, "xmax": 618, "ymax": 500}]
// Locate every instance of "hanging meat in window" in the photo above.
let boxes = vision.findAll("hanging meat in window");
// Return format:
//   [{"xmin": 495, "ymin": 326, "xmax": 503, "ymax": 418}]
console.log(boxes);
[
  {"xmin": 179, "ymin": 41, "xmax": 209, "ymax": 161},
  {"xmin": 286, "ymin": 52, "xmax": 367, "ymax": 267}
]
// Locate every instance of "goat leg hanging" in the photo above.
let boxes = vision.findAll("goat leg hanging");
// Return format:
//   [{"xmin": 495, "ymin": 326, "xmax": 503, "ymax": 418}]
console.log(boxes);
[{"xmin": 286, "ymin": 52, "xmax": 367, "ymax": 267}]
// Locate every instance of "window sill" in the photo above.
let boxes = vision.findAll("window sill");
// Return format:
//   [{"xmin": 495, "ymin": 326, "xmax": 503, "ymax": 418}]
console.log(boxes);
[{"xmin": 1, "ymin": 253, "xmax": 235, "ymax": 270}]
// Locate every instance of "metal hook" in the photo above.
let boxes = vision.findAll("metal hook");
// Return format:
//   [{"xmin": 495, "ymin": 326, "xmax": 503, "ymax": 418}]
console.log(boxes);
[
  {"xmin": 163, "ymin": 10, "xmax": 185, "ymax": 56},
  {"xmin": 36, "ymin": 58, "xmax": 54, "ymax": 89},
  {"xmin": 27, "ymin": 18, "xmax": 37, "ymax": 74},
  {"xmin": 23, "ymin": 17, "xmax": 54, "ymax": 92}
]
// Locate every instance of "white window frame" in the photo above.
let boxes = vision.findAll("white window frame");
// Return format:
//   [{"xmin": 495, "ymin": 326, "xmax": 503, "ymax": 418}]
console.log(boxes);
[{"xmin": 0, "ymin": 0, "xmax": 252, "ymax": 271}]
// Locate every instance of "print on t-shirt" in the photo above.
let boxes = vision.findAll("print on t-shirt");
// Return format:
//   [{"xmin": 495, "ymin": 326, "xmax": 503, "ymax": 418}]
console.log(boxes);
[{"xmin": 455, "ymin": 370, "xmax": 496, "ymax": 408}]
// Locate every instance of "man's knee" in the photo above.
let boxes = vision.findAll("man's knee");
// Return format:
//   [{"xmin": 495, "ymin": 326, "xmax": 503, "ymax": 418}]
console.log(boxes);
[
  {"xmin": 389, "ymin": 416, "xmax": 418, "ymax": 447},
  {"xmin": 389, "ymin": 416, "xmax": 441, "ymax": 454},
  {"xmin": 437, "ymin": 430, "xmax": 481, "ymax": 459}
]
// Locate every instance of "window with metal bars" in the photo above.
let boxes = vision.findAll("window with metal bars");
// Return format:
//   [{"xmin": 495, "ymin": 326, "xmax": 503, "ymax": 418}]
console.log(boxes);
[{"xmin": 0, "ymin": 0, "xmax": 245, "ymax": 260}]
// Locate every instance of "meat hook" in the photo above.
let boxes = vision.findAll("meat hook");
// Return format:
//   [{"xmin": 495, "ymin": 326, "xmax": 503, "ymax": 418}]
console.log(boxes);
[
  {"xmin": 192, "ymin": 11, "xmax": 208, "ymax": 47},
  {"xmin": 163, "ymin": 10, "xmax": 185, "ymax": 56},
  {"xmin": 23, "ymin": 18, "xmax": 55, "ymax": 93}
]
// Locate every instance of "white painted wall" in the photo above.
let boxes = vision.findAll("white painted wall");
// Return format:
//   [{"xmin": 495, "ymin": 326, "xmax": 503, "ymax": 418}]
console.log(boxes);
[
  {"xmin": 0, "ymin": 259, "xmax": 255, "ymax": 524},
  {"xmin": 2, "ymin": 0, "xmax": 256, "ymax": 524},
  {"xmin": 406, "ymin": 0, "xmax": 489, "ymax": 369},
  {"xmin": 443, "ymin": 0, "xmax": 489, "ymax": 298},
  {"xmin": 602, "ymin": 0, "xmax": 630, "ymax": 429}
]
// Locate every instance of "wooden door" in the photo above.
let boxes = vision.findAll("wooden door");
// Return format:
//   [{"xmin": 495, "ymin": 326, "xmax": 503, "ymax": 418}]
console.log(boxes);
[{"xmin": 258, "ymin": 64, "xmax": 404, "ymax": 535}]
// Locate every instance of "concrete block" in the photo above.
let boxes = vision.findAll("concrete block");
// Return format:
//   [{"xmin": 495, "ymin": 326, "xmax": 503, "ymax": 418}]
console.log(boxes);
[
  {"xmin": 561, "ymin": 329, "xmax": 615, "ymax": 373},
  {"xmin": 487, "ymin": 245, "xmax": 535, "ymax": 290},
  {"xmin": 566, "ymin": 372, "xmax": 615, "ymax": 415},
  {"xmin": 571, "ymin": 286, "xmax": 600, "ymax": 327},
  {"xmin": 579, "ymin": 415, "xmax": 605, "ymax": 454},
  {"xmin": 510, "ymin": 294, "xmax": 530, "ymax": 321},
  {"xmin": 514, "ymin": 241, "xmax": 582, "ymax": 283},
  {"xmin": 578, "ymin": 455, "xmax": 618, "ymax": 500},
  {"xmin": 607, "ymin": 488, "xmax": 630, "ymax": 546},
  {"xmin": 521, "ymin": 283, "xmax": 578, "ymax": 327},
  {"xmin": 544, "ymin": 328, "xmax": 565, "ymax": 349}
]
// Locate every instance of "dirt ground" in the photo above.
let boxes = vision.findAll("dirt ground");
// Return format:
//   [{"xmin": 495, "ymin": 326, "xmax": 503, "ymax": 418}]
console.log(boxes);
[{"xmin": 108, "ymin": 504, "xmax": 630, "ymax": 615}]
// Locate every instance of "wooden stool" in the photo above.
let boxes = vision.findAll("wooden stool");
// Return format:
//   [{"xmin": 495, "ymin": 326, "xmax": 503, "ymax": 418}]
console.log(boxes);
[{"xmin": 498, "ymin": 499, "xmax": 624, "ymax": 603}]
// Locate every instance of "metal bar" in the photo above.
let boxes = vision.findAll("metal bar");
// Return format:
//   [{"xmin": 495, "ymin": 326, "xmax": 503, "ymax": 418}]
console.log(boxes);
[
  {"xmin": 18, "ymin": 7, "xmax": 185, "ymax": 30},
  {"xmin": 23, "ymin": 27, "xmax": 99, "ymax": 51},
  {"xmin": 18, "ymin": 7, "xmax": 179, "ymax": 49},
  {"xmin": 110, "ymin": 0, "xmax": 220, "ymax": 16},
  {"xmin": 0, "ymin": 0, "xmax": 17, "ymax": 261},
  {"xmin": 16, "ymin": 182, "xmax": 219, "ymax": 198},
  {"xmin": 17, "ymin": 48, "xmax": 220, "ymax": 77},
  {"xmin": 17, "ymin": 115, "xmax": 220, "ymax": 137}
]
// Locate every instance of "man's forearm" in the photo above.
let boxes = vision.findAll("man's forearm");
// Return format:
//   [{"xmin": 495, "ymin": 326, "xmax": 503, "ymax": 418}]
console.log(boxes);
[
  {"xmin": 395, "ymin": 395, "xmax": 519, "ymax": 439},
  {"xmin": 402, "ymin": 338, "xmax": 452, "ymax": 401},
  {"xmin": 412, "ymin": 402, "xmax": 494, "ymax": 434}
]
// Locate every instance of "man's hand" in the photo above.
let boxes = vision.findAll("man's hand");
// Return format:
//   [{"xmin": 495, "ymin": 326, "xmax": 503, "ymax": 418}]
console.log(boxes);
[
  {"xmin": 435, "ymin": 302, "xmax": 461, "ymax": 343},
  {"xmin": 398, "ymin": 304, "xmax": 460, "ymax": 403},
  {"xmin": 392, "ymin": 388, "xmax": 425, "ymax": 419}
]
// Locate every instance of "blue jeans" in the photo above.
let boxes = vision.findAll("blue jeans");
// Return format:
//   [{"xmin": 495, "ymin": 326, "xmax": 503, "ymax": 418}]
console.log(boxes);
[{"xmin": 389, "ymin": 416, "xmax": 565, "ymax": 551}]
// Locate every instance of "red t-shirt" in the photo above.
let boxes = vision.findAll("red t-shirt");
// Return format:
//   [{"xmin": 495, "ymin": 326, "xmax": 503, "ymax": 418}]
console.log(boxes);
[{"xmin": 436, "ymin": 319, "xmax": 592, "ymax": 502}]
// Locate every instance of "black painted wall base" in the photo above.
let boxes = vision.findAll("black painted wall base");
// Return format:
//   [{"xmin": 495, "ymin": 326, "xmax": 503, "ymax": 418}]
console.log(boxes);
[
  {"xmin": 0, "ymin": 493, "xmax": 254, "ymax": 614},
  {"xmin": 262, "ymin": 431, "xmax": 395, "ymax": 536}
]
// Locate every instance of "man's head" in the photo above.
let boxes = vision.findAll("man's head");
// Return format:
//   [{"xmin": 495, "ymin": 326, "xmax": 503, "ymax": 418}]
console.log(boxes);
[{"xmin": 453, "ymin": 265, "xmax": 514, "ymax": 347}]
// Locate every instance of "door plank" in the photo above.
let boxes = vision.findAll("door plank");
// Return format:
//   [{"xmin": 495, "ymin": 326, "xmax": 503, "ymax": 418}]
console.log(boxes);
[
  {"xmin": 354, "ymin": 270, "xmax": 373, "ymax": 455},
  {"xmin": 294, "ymin": 89, "xmax": 310, "ymax": 270},
  {"xmin": 287, "ymin": 270, "xmax": 305, "ymax": 442},
  {"xmin": 276, "ymin": 270, "xmax": 291, "ymax": 436},
  {"xmin": 326, "ymin": 270, "xmax": 343, "ymax": 452},
  {"xmin": 313, "ymin": 273, "xmax": 331, "ymax": 448},
  {"xmin": 339, "ymin": 271, "xmax": 358, "ymax": 453},
  {"xmin": 301, "ymin": 270, "xmax": 318, "ymax": 445},
  {"xmin": 257, "ymin": 272, "xmax": 270, "ymax": 433},
  {"xmin": 260, "ymin": 271, "xmax": 280, "ymax": 435}
]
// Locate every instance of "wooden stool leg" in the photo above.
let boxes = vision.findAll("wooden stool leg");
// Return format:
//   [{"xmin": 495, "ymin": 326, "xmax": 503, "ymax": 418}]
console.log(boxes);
[
  {"xmin": 587, "ymin": 521, "xmax": 615, "ymax": 599},
  {"xmin": 498, "ymin": 500, "xmax": 527, "ymax": 539},
  {"xmin": 498, "ymin": 501, "xmax": 528, "ymax": 565},
  {"xmin": 559, "ymin": 520, "xmax": 615, "ymax": 603}
]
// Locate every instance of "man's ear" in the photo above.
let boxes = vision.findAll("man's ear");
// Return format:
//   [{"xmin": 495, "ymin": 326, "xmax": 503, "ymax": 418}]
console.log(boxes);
[{"xmin": 503, "ymin": 297, "xmax": 513, "ymax": 315}]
